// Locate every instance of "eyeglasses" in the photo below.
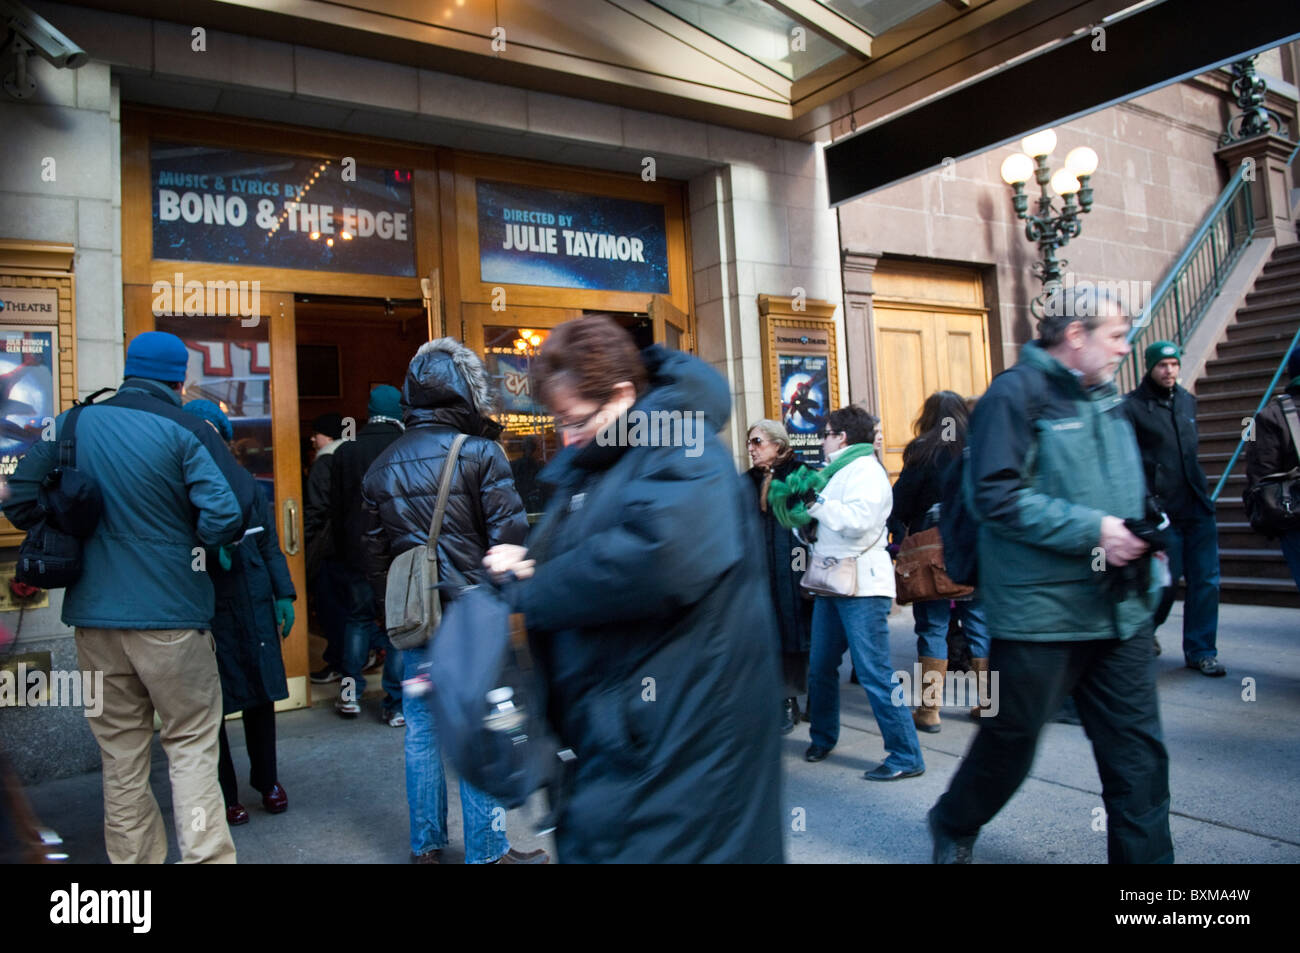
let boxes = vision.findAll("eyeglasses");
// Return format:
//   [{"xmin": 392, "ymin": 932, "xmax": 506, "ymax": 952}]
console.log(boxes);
[
  {"xmin": 553, "ymin": 407, "xmax": 602, "ymax": 433},
  {"xmin": 819, "ymin": 429, "xmax": 843, "ymax": 439},
  {"xmin": 747, "ymin": 437, "xmax": 766, "ymax": 447}
]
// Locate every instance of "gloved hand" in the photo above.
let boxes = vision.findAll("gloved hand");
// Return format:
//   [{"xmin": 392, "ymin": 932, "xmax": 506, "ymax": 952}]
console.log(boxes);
[
  {"xmin": 217, "ymin": 545, "xmax": 234, "ymax": 571},
  {"xmin": 799, "ymin": 486, "xmax": 819, "ymax": 507},
  {"xmin": 274, "ymin": 598, "xmax": 295, "ymax": 639}
]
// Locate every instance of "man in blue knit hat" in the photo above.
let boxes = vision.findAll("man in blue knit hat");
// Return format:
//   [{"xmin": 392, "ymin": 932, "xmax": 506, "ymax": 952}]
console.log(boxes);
[
  {"xmin": 4, "ymin": 331, "xmax": 252, "ymax": 863},
  {"xmin": 1121, "ymin": 340, "xmax": 1225, "ymax": 676}
]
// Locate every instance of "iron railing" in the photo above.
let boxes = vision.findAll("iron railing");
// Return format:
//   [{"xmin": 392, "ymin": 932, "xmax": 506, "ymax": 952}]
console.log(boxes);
[
  {"xmin": 1211, "ymin": 323, "xmax": 1300, "ymax": 502},
  {"xmin": 1118, "ymin": 165, "xmax": 1255, "ymax": 395},
  {"xmin": 1207, "ymin": 141, "xmax": 1300, "ymax": 501}
]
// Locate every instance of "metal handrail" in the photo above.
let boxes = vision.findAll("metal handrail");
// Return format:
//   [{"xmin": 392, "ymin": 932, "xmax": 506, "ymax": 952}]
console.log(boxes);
[
  {"xmin": 1120, "ymin": 165, "xmax": 1255, "ymax": 393},
  {"xmin": 1208, "ymin": 142, "xmax": 1300, "ymax": 501},
  {"xmin": 1211, "ymin": 324, "xmax": 1300, "ymax": 501}
]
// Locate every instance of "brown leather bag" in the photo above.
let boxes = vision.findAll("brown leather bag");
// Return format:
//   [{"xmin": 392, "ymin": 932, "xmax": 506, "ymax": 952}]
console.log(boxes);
[{"xmin": 894, "ymin": 526, "xmax": 974, "ymax": 605}]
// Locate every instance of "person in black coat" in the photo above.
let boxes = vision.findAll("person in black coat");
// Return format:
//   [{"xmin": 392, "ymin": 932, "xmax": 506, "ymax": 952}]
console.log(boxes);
[
  {"xmin": 329, "ymin": 386, "xmax": 406, "ymax": 722},
  {"xmin": 484, "ymin": 316, "xmax": 784, "ymax": 864},
  {"xmin": 745, "ymin": 418, "xmax": 812, "ymax": 734},
  {"xmin": 362, "ymin": 338, "xmax": 545, "ymax": 864},
  {"xmin": 1245, "ymin": 345, "xmax": 1300, "ymax": 591},
  {"xmin": 1120, "ymin": 341, "xmax": 1224, "ymax": 675},
  {"xmin": 888, "ymin": 391, "xmax": 990, "ymax": 732},
  {"xmin": 183, "ymin": 400, "xmax": 296, "ymax": 826}
]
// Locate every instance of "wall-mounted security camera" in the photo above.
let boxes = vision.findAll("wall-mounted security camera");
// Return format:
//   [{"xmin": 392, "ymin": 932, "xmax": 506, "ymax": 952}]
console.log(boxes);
[{"xmin": 2, "ymin": 0, "xmax": 87, "ymax": 100}]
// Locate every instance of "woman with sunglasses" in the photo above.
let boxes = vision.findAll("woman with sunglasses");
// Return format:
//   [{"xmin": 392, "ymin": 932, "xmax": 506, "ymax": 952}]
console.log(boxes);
[
  {"xmin": 483, "ymin": 315, "xmax": 783, "ymax": 863},
  {"xmin": 772, "ymin": 405, "xmax": 926, "ymax": 780},
  {"xmin": 746, "ymin": 420, "xmax": 813, "ymax": 734}
]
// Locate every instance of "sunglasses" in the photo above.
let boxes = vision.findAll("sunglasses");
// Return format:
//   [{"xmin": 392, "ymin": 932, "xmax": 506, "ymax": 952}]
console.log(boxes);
[{"xmin": 747, "ymin": 437, "xmax": 766, "ymax": 447}]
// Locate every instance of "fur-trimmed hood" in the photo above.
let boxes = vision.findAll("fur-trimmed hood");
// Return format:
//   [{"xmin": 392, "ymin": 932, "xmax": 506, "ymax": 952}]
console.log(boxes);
[{"xmin": 402, "ymin": 337, "xmax": 496, "ymax": 435}]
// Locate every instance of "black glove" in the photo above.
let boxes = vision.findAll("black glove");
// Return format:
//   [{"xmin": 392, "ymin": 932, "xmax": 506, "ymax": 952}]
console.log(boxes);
[{"xmin": 799, "ymin": 487, "xmax": 819, "ymax": 507}]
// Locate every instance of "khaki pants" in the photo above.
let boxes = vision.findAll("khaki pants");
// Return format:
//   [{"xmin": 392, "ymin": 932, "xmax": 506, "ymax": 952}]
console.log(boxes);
[{"xmin": 75, "ymin": 627, "xmax": 236, "ymax": 864}]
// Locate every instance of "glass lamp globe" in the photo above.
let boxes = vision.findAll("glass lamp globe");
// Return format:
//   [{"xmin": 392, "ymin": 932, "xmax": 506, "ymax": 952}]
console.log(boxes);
[
  {"xmin": 1065, "ymin": 146, "xmax": 1099, "ymax": 177},
  {"xmin": 1050, "ymin": 168, "xmax": 1081, "ymax": 196},
  {"xmin": 1020, "ymin": 129, "xmax": 1057, "ymax": 158},
  {"xmin": 1000, "ymin": 153, "xmax": 1034, "ymax": 185}
]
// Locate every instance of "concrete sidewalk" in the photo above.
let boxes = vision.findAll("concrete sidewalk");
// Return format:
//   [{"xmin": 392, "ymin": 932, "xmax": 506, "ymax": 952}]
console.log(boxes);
[{"xmin": 21, "ymin": 601, "xmax": 1300, "ymax": 863}]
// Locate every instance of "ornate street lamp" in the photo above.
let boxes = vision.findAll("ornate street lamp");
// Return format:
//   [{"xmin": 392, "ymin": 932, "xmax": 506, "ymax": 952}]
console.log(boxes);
[
  {"xmin": 1000, "ymin": 129, "xmax": 1100, "ymax": 317},
  {"xmin": 1221, "ymin": 56, "xmax": 1289, "ymax": 144}
]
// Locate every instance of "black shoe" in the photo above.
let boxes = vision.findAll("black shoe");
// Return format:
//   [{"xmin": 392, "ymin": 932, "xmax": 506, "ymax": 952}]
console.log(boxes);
[
  {"xmin": 310, "ymin": 666, "xmax": 342, "ymax": 684},
  {"xmin": 864, "ymin": 764, "xmax": 924, "ymax": 781},
  {"xmin": 928, "ymin": 806, "xmax": 975, "ymax": 864},
  {"xmin": 804, "ymin": 744, "xmax": 832, "ymax": 762},
  {"xmin": 780, "ymin": 699, "xmax": 795, "ymax": 735},
  {"xmin": 1188, "ymin": 657, "xmax": 1226, "ymax": 677}
]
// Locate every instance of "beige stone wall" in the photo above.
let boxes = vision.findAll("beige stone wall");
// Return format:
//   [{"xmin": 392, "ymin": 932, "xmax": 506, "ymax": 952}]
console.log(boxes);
[{"xmin": 837, "ymin": 73, "xmax": 1293, "ymax": 381}]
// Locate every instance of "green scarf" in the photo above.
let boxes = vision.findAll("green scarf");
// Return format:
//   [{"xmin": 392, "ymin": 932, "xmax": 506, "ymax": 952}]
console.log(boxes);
[{"xmin": 768, "ymin": 443, "xmax": 874, "ymax": 529}]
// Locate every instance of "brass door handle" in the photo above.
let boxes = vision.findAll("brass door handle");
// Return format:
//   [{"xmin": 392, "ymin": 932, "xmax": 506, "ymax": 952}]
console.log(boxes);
[{"xmin": 283, "ymin": 498, "xmax": 300, "ymax": 555}]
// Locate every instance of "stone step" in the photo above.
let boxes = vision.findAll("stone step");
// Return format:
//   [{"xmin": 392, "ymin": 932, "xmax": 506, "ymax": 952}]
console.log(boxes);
[
  {"xmin": 1202, "ymin": 349, "xmax": 1296, "ymax": 377},
  {"xmin": 1196, "ymin": 368, "xmax": 1280, "ymax": 396},
  {"xmin": 1219, "ymin": 575, "xmax": 1300, "ymax": 608}
]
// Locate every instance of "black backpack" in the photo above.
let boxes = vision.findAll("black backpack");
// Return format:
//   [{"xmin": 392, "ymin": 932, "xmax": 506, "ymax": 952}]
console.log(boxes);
[{"xmin": 15, "ymin": 401, "xmax": 105, "ymax": 589}]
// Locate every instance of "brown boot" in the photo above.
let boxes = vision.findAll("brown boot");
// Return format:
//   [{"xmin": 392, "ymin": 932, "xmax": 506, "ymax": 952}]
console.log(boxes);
[
  {"xmin": 969, "ymin": 658, "xmax": 991, "ymax": 721},
  {"xmin": 912, "ymin": 656, "xmax": 946, "ymax": 734}
]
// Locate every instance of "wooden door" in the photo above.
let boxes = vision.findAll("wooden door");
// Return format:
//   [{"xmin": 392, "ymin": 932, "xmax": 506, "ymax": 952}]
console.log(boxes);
[
  {"xmin": 125, "ymin": 285, "xmax": 310, "ymax": 710},
  {"xmin": 649, "ymin": 294, "xmax": 693, "ymax": 351},
  {"xmin": 871, "ymin": 264, "xmax": 991, "ymax": 480}
]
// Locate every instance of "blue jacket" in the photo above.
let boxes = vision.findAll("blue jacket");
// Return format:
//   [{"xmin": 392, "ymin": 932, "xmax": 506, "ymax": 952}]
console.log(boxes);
[{"xmin": 4, "ymin": 378, "xmax": 249, "ymax": 630}]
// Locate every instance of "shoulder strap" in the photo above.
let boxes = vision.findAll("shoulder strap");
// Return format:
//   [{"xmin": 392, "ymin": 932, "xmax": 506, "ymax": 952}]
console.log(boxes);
[
  {"xmin": 57, "ymin": 404, "xmax": 90, "ymax": 469},
  {"xmin": 426, "ymin": 433, "xmax": 468, "ymax": 561},
  {"xmin": 1279, "ymin": 395, "xmax": 1300, "ymax": 456}
]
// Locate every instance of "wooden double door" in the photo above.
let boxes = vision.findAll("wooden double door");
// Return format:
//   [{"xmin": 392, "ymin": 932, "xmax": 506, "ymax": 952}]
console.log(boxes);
[{"xmin": 871, "ymin": 264, "xmax": 992, "ymax": 480}]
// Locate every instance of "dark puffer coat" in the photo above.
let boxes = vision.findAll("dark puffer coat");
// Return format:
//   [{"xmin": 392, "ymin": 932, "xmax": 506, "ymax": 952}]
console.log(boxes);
[
  {"xmin": 331, "ymin": 420, "xmax": 404, "ymax": 573},
  {"xmin": 361, "ymin": 340, "xmax": 528, "ymax": 610},
  {"xmin": 210, "ymin": 473, "xmax": 296, "ymax": 713},
  {"xmin": 746, "ymin": 456, "xmax": 813, "ymax": 659},
  {"xmin": 512, "ymin": 346, "xmax": 784, "ymax": 864}
]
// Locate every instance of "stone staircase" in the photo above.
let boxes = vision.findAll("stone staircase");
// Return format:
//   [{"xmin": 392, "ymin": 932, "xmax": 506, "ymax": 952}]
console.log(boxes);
[{"xmin": 1194, "ymin": 241, "xmax": 1300, "ymax": 608}]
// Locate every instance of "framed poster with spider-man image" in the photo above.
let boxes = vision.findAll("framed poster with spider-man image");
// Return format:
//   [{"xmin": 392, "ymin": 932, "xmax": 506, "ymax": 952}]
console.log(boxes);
[{"xmin": 759, "ymin": 294, "xmax": 840, "ymax": 466}]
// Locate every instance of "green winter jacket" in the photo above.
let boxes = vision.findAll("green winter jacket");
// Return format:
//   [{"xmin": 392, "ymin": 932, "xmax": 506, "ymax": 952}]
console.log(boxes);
[{"xmin": 968, "ymin": 341, "xmax": 1160, "ymax": 642}]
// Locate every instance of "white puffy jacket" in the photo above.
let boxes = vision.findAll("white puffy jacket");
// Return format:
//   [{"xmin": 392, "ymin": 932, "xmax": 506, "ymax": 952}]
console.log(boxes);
[{"xmin": 806, "ymin": 447, "xmax": 895, "ymax": 599}]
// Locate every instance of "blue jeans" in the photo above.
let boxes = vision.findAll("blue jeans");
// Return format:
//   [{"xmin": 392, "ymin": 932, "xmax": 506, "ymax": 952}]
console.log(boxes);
[
  {"xmin": 913, "ymin": 599, "xmax": 991, "ymax": 659},
  {"xmin": 807, "ymin": 595, "xmax": 924, "ymax": 773},
  {"xmin": 401, "ymin": 648, "xmax": 510, "ymax": 863},
  {"xmin": 1153, "ymin": 512, "xmax": 1220, "ymax": 663},
  {"xmin": 341, "ymin": 570, "xmax": 402, "ymax": 714},
  {"xmin": 1281, "ymin": 531, "xmax": 1300, "ymax": 592}
]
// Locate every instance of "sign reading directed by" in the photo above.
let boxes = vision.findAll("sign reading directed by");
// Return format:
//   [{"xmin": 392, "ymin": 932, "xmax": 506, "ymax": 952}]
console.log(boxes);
[
  {"xmin": 150, "ymin": 142, "xmax": 416, "ymax": 276},
  {"xmin": 476, "ymin": 180, "xmax": 669, "ymax": 293}
]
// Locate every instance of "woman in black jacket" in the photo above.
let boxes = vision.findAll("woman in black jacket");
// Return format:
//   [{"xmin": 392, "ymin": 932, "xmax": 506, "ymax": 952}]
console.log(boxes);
[
  {"xmin": 484, "ymin": 316, "xmax": 783, "ymax": 863},
  {"xmin": 746, "ymin": 418, "xmax": 813, "ymax": 734},
  {"xmin": 360, "ymin": 338, "xmax": 545, "ymax": 865},
  {"xmin": 888, "ymin": 391, "xmax": 988, "ymax": 733},
  {"xmin": 183, "ymin": 400, "xmax": 296, "ymax": 825}
]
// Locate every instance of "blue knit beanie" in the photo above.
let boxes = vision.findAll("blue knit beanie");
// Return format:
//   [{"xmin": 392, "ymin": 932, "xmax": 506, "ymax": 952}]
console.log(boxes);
[
  {"xmin": 368, "ymin": 385, "xmax": 402, "ymax": 420},
  {"xmin": 125, "ymin": 331, "xmax": 189, "ymax": 383},
  {"xmin": 183, "ymin": 399, "xmax": 233, "ymax": 441}
]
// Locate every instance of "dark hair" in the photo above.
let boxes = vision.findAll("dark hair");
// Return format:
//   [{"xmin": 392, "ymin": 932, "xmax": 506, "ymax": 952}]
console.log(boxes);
[
  {"xmin": 903, "ymin": 390, "xmax": 969, "ymax": 470},
  {"xmin": 532, "ymin": 316, "xmax": 649, "ymax": 407},
  {"xmin": 826, "ymin": 405, "xmax": 877, "ymax": 446}
]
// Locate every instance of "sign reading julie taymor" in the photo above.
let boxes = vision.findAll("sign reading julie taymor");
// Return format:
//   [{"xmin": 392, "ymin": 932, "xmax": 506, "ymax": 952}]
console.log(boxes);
[
  {"xmin": 476, "ymin": 180, "xmax": 669, "ymax": 293},
  {"xmin": 150, "ymin": 142, "xmax": 416, "ymax": 276}
]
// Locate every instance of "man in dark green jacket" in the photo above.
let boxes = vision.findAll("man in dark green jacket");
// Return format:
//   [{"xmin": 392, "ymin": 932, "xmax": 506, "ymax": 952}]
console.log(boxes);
[{"xmin": 928, "ymin": 289, "xmax": 1173, "ymax": 865}]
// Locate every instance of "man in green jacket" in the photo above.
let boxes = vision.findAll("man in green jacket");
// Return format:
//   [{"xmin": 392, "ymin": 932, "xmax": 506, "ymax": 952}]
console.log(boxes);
[{"xmin": 928, "ymin": 288, "xmax": 1172, "ymax": 864}]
